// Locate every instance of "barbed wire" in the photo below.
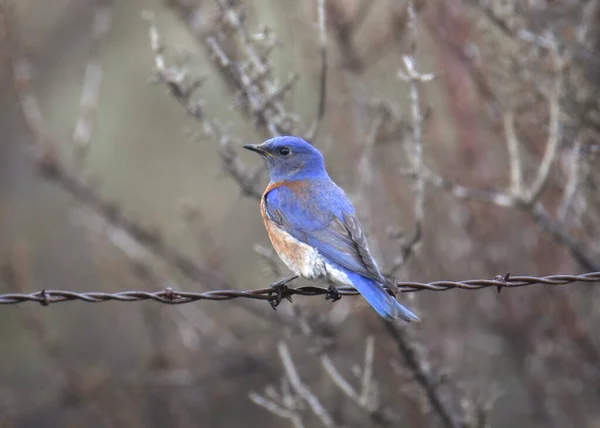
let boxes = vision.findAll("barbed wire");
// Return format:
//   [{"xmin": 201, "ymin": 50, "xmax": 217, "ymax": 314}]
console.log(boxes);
[{"xmin": 1, "ymin": 271, "xmax": 599, "ymax": 307}]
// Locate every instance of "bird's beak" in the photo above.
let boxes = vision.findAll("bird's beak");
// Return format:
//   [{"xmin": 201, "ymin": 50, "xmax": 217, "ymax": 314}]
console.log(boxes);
[{"xmin": 243, "ymin": 144, "xmax": 272, "ymax": 157}]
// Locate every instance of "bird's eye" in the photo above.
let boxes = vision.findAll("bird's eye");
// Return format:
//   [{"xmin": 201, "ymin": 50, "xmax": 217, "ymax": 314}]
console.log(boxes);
[{"xmin": 279, "ymin": 146, "xmax": 291, "ymax": 157}]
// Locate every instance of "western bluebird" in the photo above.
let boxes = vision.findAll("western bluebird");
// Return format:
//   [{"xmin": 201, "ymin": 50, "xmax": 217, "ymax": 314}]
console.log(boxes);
[{"xmin": 243, "ymin": 136, "xmax": 419, "ymax": 322}]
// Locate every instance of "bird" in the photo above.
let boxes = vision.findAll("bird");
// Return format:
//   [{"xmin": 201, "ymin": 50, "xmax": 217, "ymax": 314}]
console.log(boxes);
[{"xmin": 243, "ymin": 136, "xmax": 419, "ymax": 322}]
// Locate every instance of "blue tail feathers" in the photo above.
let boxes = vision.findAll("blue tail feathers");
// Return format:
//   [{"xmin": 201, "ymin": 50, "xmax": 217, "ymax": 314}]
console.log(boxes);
[{"xmin": 347, "ymin": 272, "xmax": 420, "ymax": 322}]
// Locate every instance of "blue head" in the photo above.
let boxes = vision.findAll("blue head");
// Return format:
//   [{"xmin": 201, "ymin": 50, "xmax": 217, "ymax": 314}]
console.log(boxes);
[{"xmin": 243, "ymin": 136, "xmax": 328, "ymax": 182}]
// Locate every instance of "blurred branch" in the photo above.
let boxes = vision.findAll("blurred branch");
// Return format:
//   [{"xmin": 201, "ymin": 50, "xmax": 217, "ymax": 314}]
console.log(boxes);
[
  {"xmin": 391, "ymin": 0, "xmax": 435, "ymax": 276},
  {"xmin": 10, "ymin": 11, "xmax": 242, "ymax": 292},
  {"xmin": 145, "ymin": 11, "xmax": 264, "ymax": 199},
  {"xmin": 326, "ymin": 0, "xmax": 378, "ymax": 70},
  {"xmin": 557, "ymin": 139, "xmax": 583, "ymax": 221},
  {"xmin": 12, "ymin": 57, "xmax": 47, "ymax": 150},
  {"xmin": 1, "ymin": 271, "xmax": 600, "ymax": 305},
  {"xmin": 398, "ymin": 0, "xmax": 432, "ymax": 227},
  {"xmin": 527, "ymin": 202, "xmax": 599, "ymax": 272},
  {"xmin": 248, "ymin": 390, "xmax": 306, "ymax": 428},
  {"xmin": 72, "ymin": 0, "xmax": 113, "ymax": 171},
  {"xmin": 503, "ymin": 111, "xmax": 524, "ymax": 196},
  {"xmin": 214, "ymin": 0, "xmax": 296, "ymax": 135},
  {"xmin": 386, "ymin": 14, "xmax": 490, "ymax": 418},
  {"xmin": 39, "ymin": 156, "xmax": 232, "ymax": 289},
  {"xmin": 283, "ymin": 301, "xmax": 399, "ymax": 426},
  {"xmin": 320, "ymin": 336, "xmax": 382, "ymax": 417},
  {"xmin": 1, "ymin": 243, "xmax": 114, "ymax": 425},
  {"xmin": 384, "ymin": 321, "xmax": 460, "ymax": 428},
  {"xmin": 277, "ymin": 341, "xmax": 338, "ymax": 427},
  {"xmin": 404, "ymin": 38, "xmax": 600, "ymax": 271},
  {"xmin": 9, "ymin": 7, "xmax": 275, "ymax": 332},
  {"xmin": 357, "ymin": 103, "xmax": 385, "ymax": 261},
  {"xmin": 522, "ymin": 43, "xmax": 563, "ymax": 205},
  {"xmin": 166, "ymin": 0, "xmax": 297, "ymax": 137},
  {"xmin": 414, "ymin": 153, "xmax": 600, "ymax": 270},
  {"xmin": 305, "ymin": 0, "xmax": 328, "ymax": 142}
]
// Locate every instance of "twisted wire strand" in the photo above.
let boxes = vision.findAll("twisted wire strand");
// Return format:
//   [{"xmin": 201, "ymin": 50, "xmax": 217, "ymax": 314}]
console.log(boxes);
[{"xmin": 1, "ymin": 272, "xmax": 599, "ymax": 306}]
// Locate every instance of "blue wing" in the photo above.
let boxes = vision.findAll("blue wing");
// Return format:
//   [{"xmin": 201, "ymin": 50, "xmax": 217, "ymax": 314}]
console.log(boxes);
[{"xmin": 264, "ymin": 181, "xmax": 385, "ymax": 283}]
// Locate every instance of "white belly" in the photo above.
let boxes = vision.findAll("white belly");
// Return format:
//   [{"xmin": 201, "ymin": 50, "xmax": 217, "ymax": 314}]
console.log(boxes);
[{"xmin": 267, "ymin": 224, "xmax": 351, "ymax": 286}]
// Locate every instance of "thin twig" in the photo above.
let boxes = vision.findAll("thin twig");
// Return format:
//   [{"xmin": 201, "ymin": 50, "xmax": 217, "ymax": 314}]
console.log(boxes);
[
  {"xmin": 277, "ymin": 341, "xmax": 337, "ymax": 428},
  {"xmin": 528, "ymin": 203, "xmax": 599, "ymax": 271},
  {"xmin": 399, "ymin": 0, "xmax": 432, "ymax": 227},
  {"xmin": 395, "ymin": 1, "xmax": 435, "ymax": 274},
  {"xmin": 320, "ymin": 354, "xmax": 361, "ymax": 403},
  {"xmin": 290, "ymin": 303, "xmax": 396, "ymax": 425},
  {"xmin": 10, "ymin": 11, "xmax": 279, "ymax": 330},
  {"xmin": 306, "ymin": 0, "xmax": 328, "ymax": 141},
  {"xmin": 384, "ymin": 322, "xmax": 460, "ymax": 428},
  {"xmin": 358, "ymin": 335, "xmax": 376, "ymax": 409},
  {"xmin": 208, "ymin": 0, "xmax": 296, "ymax": 136},
  {"xmin": 10, "ymin": 16, "xmax": 274, "ymax": 325},
  {"xmin": 409, "ymin": 167, "xmax": 599, "ymax": 271},
  {"xmin": 320, "ymin": 336, "xmax": 378, "ymax": 413},
  {"xmin": 249, "ymin": 391, "xmax": 306, "ymax": 428},
  {"xmin": 316, "ymin": 0, "xmax": 328, "ymax": 124},
  {"xmin": 12, "ymin": 57, "xmax": 47, "ymax": 150},
  {"xmin": 357, "ymin": 104, "xmax": 386, "ymax": 246},
  {"xmin": 526, "ymin": 42, "xmax": 563, "ymax": 204},
  {"xmin": 402, "ymin": 166, "xmax": 515, "ymax": 207},
  {"xmin": 254, "ymin": 244, "xmax": 284, "ymax": 277},
  {"xmin": 557, "ymin": 139, "xmax": 583, "ymax": 221},
  {"xmin": 503, "ymin": 111, "xmax": 524, "ymax": 197},
  {"xmin": 73, "ymin": 0, "xmax": 113, "ymax": 170},
  {"xmin": 144, "ymin": 13, "xmax": 263, "ymax": 198}
]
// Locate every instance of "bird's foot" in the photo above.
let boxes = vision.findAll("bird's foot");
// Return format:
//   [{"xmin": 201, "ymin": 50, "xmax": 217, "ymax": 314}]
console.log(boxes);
[
  {"xmin": 325, "ymin": 284, "xmax": 341, "ymax": 302},
  {"xmin": 268, "ymin": 275, "xmax": 297, "ymax": 310}
]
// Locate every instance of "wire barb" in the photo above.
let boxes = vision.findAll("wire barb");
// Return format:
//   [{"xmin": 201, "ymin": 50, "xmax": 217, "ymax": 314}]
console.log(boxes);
[{"xmin": 1, "ymin": 272, "xmax": 599, "ymax": 306}]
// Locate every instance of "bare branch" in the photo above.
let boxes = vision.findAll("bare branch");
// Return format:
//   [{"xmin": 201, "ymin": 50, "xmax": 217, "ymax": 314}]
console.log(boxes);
[
  {"xmin": 528, "ymin": 202, "xmax": 600, "ymax": 271},
  {"xmin": 144, "ymin": 12, "xmax": 263, "ymax": 198},
  {"xmin": 12, "ymin": 58, "xmax": 47, "ymax": 150},
  {"xmin": 72, "ymin": 0, "xmax": 113, "ymax": 170},
  {"xmin": 526, "ymin": 43, "xmax": 563, "ymax": 204},
  {"xmin": 358, "ymin": 335, "xmax": 376, "ymax": 409},
  {"xmin": 416, "ymin": 165, "xmax": 599, "ymax": 270},
  {"xmin": 393, "ymin": 0, "xmax": 435, "ymax": 275},
  {"xmin": 217, "ymin": 134, "xmax": 263, "ymax": 199},
  {"xmin": 277, "ymin": 341, "xmax": 337, "ymax": 428},
  {"xmin": 406, "ymin": 167, "xmax": 515, "ymax": 207},
  {"xmin": 206, "ymin": 0, "xmax": 297, "ymax": 136},
  {"xmin": 320, "ymin": 336, "xmax": 378, "ymax": 413},
  {"xmin": 10, "ymin": 13, "xmax": 274, "ymax": 328},
  {"xmin": 320, "ymin": 354, "xmax": 361, "ymax": 403},
  {"xmin": 248, "ymin": 391, "xmax": 306, "ymax": 428},
  {"xmin": 503, "ymin": 111, "xmax": 524, "ymax": 197},
  {"xmin": 316, "ymin": 0, "xmax": 328, "ymax": 122},
  {"xmin": 557, "ymin": 139, "xmax": 583, "ymax": 221},
  {"xmin": 384, "ymin": 322, "xmax": 460, "ymax": 428},
  {"xmin": 253, "ymin": 244, "xmax": 284, "ymax": 277},
  {"xmin": 398, "ymin": 0, "xmax": 434, "ymax": 227},
  {"xmin": 357, "ymin": 103, "xmax": 386, "ymax": 235},
  {"xmin": 306, "ymin": 0, "xmax": 328, "ymax": 141}
]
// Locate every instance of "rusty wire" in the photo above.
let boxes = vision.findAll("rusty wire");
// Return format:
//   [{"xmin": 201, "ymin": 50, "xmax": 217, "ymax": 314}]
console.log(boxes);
[{"xmin": 1, "ymin": 272, "xmax": 599, "ymax": 306}]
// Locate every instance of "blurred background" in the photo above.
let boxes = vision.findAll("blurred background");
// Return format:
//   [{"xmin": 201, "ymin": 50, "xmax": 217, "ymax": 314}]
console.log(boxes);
[{"xmin": 1, "ymin": 0, "xmax": 600, "ymax": 427}]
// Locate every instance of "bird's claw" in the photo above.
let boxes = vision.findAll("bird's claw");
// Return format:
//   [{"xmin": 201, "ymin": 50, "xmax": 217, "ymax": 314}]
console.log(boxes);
[
  {"xmin": 268, "ymin": 282, "xmax": 287, "ymax": 310},
  {"xmin": 325, "ymin": 284, "xmax": 341, "ymax": 302},
  {"xmin": 268, "ymin": 276, "xmax": 296, "ymax": 310}
]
